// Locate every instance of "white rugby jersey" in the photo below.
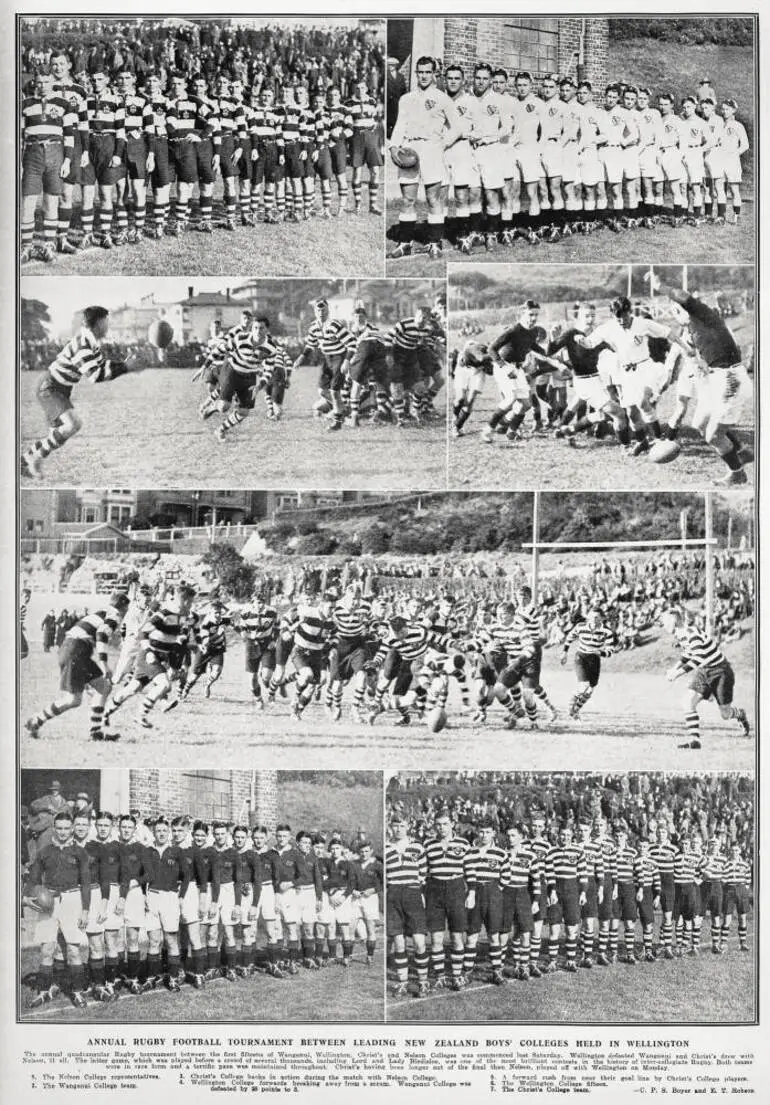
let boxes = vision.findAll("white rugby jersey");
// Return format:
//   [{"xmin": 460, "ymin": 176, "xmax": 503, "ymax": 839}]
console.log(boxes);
[
  {"xmin": 511, "ymin": 94, "xmax": 542, "ymax": 144},
  {"xmin": 391, "ymin": 86, "xmax": 460, "ymax": 144},
  {"xmin": 585, "ymin": 316, "xmax": 670, "ymax": 368},
  {"xmin": 468, "ymin": 88, "xmax": 511, "ymax": 142}
]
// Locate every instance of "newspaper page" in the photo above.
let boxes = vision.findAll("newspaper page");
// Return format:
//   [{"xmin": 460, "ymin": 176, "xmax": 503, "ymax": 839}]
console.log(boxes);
[{"xmin": 3, "ymin": 3, "xmax": 766, "ymax": 1103}]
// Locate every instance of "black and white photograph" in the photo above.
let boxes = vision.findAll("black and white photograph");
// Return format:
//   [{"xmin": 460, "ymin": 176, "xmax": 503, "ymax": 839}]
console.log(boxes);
[
  {"xmin": 384, "ymin": 770, "xmax": 755, "ymax": 1023},
  {"xmin": 385, "ymin": 17, "xmax": 755, "ymax": 275},
  {"xmin": 19, "ymin": 767, "xmax": 384, "ymax": 1022},
  {"xmin": 448, "ymin": 263, "xmax": 754, "ymax": 490},
  {"xmin": 20, "ymin": 277, "xmax": 447, "ymax": 488},
  {"xmin": 20, "ymin": 489, "xmax": 754, "ymax": 771},
  {"xmin": 20, "ymin": 17, "xmax": 385, "ymax": 276}
]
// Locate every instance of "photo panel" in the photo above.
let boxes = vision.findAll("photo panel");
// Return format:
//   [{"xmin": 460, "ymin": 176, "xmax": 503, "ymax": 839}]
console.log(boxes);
[
  {"xmin": 385, "ymin": 17, "xmax": 755, "ymax": 275},
  {"xmin": 20, "ymin": 488, "xmax": 754, "ymax": 773},
  {"xmin": 384, "ymin": 770, "xmax": 756, "ymax": 1023},
  {"xmin": 20, "ymin": 17, "xmax": 386, "ymax": 277},
  {"xmin": 448, "ymin": 263, "xmax": 754, "ymax": 490},
  {"xmin": 19, "ymin": 767, "xmax": 385, "ymax": 1023},
  {"xmin": 19, "ymin": 277, "xmax": 448, "ymax": 489}
]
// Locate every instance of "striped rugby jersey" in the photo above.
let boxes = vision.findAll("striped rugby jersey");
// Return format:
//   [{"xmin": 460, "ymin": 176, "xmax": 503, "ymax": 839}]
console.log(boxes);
[
  {"xmin": 331, "ymin": 598, "xmax": 372, "ymax": 640},
  {"xmin": 48, "ymin": 328, "xmax": 111, "ymax": 387},
  {"xmin": 65, "ymin": 605, "xmax": 125, "ymax": 664},
  {"xmin": 650, "ymin": 841, "xmax": 677, "ymax": 877},
  {"xmin": 249, "ymin": 106, "xmax": 283, "ymax": 144},
  {"xmin": 615, "ymin": 844, "xmax": 638, "ymax": 884},
  {"xmin": 511, "ymin": 605, "xmax": 542, "ymax": 651},
  {"xmin": 700, "ymin": 851, "xmax": 726, "ymax": 880},
  {"xmin": 385, "ymin": 840, "xmax": 426, "ymax": 886},
  {"xmin": 239, "ymin": 605, "xmax": 278, "ymax": 644},
  {"xmin": 501, "ymin": 844, "xmax": 542, "ymax": 893},
  {"xmin": 145, "ymin": 94, "xmax": 170, "ymax": 140},
  {"xmin": 345, "ymin": 93, "xmax": 380, "ymax": 133},
  {"xmin": 723, "ymin": 858, "xmax": 751, "ymax": 887},
  {"xmin": 302, "ymin": 318, "xmax": 357, "ymax": 359},
  {"xmin": 276, "ymin": 102, "xmax": 304, "ymax": 144},
  {"xmin": 22, "ymin": 94, "xmax": 77, "ymax": 149},
  {"xmin": 388, "ymin": 317, "xmax": 428, "ymax": 351},
  {"xmin": 423, "ymin": 835, "xmax": 473, "ymax": 881},
  {"xmin": 598, "ymin": 839, "xmax": 618, "ymax": 882},
  {"xmin": 121, "ymin": 93, "xmax": 154, "ymax": 140},
  {"xmin": 167, "ymin": 95, "xmax": 214, "ymax": 141},
  {"xmin": 545, "ymin": 844, "xmax": 588, "ymax": 888},
  {"xmin": 565, "ymin": 621, "xmax": 614, "ymax": 657},
  {"xmin": 466, "ymin": 844, "xmax": 508, "ymax": 887},
  {"xmin": 378, "ymin": 622, "xmax": 451, "ymax": 662},
  {"xmin": 87, "ymin": 90, "xmax": 126, "ymax": 149},
  {"xmin": 676, "ymin": 627, "xmax": 728, "ymax": 674},
  {"xmin": 579, "ymin": 840, "xmax": 605, "ymax": 883},
  {"xmin": 197, "ymin": 610, "xmax": 230, "ymax": 654},
  {"xmin": 213, "ymin": 96, "xmax": 247, "ymax": 146},
  {"xmin": 139, "ymin": 602, "xmax": 188, "ymax": 660},
  {"xmin": 327, "ymin": 105, "xmax": 353, "ymax": 142},
  {"xmin": 530, "ymin": 836, "xmax": 550, "ymax": 881},
  {"xmin": 673, "ymin": 850, "xmax": 698, "ymax": 885},
  {"xmin": 54, "ymin": 81, "xmax": 89, "ymax": 138},
  {"xmin": 634, "ymin": 853, "xmax": 659, "ymax": 890},
  {"xmin": 293, "ymin": 605, "xmax": 332, "ymax": 652},
  {"xmin": 475, "ymin": 621, "xmax": 522, "ymax": 657},
  {"xmin": 222, "ymin": 329, "xmax": 291, "ymax": 380}
]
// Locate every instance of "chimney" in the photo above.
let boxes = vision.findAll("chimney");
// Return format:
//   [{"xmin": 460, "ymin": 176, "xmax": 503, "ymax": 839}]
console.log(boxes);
[
  {"xmin": 226, "ymin": 288, "xmax": 231, "ymax": 300},
  {"xmin": 188, "ymin": 286, "xmax": 194, "ymax": 300}
]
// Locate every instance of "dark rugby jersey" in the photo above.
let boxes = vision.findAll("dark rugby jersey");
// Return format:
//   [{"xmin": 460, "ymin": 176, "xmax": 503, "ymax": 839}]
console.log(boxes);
[
  {"xmin": 386, "ymin": 840, "xmax": 426, "ymax": 886},
  {"xmin": 76, "ymin": 839, "xmax": 101, "ymax": 888},
  {"xmin": 240, "ymin": 605, "xmax": 278, "ymax": 644},
  {"xmin": 490, "ymin": 324, "xmax": 544, "ymax": 366},
  {"xmin": 48, "ymin": 328, "xmax": 112, "ymax": 387},
  {"xmin": 210, "ymin": 845, "xmax": 239, "ymax": 893},
  {"xmin": 548, "ymin": 328, "xmax": 606, "ymax": 378},
  {"xmin": 118, "ymin": 840, "xmax": 149, "ymax": 896},
  {"xmin": 675, "ymin": 628, "xmax": 728, "ymax": 675},
  {"xmin": 25, "ymin": 841, "xmax": 91, "ymax": 908},
  {"xmin": 98, "ymin": 838, "xmax": 122, "ymax": 897},
  {"xmin": 545, "ymin": 844, "xmax": 588, "ymax": 888},
  {"xmin": 191, "ymin": 844, "xmax": 219, "ymax": 895},
  {"xmin": 294, "ymin": 853, "xmax": 324, "ymax": 898},
  {"xmin": 144, "ymin": 844, "xmax": 190, "ymax": 895},
  {"xmin": 501, "ymin": 844, "xmax": 542, "ymax": 893},
  {"xmin": 22, "ymin": 93, "xmax": 76, "ymax": 150},
  {"xmin": 466, "ymin": 844, "xmax": 508, "ymax": 887},
  {"xmin": 255, "ymin": 847, "xmax": 281, "ymax": 889},
  {"xmin": 680, "ymin": 294, "xmax": 742, "ymax": 368},
  {"xmin": 423, "ymin": 836, "xmax": 473, "ymax": 881},
  {"xmin": 327, "ymin": 857, "xmax": 355, "ymax": 896},
  {"xmin": 233, "ymin": 849, "xmax": 262, "ymax": 900},
  {"xmin": 275, "ymin": 846, "xmax": 305, "ymax": 887},
  {"xmin": 353, "ymin": 856, "xmax": 383, "ymax": 895},
  {"xmin": 65, "ymin": 604, "xmax": 124, "ymax": 665}
]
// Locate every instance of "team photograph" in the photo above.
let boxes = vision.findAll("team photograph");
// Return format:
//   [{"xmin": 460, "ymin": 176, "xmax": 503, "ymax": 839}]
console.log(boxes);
[
  {"xmin": 20, "ymin": 277, "xmax": 447, "ymax": 489},
  {"xmin": 385, "ymin": 17, "xmax": 754, "ymax": 275},
  {"xmin": 19, "ymin": 768, "xmax": 384, "ymax": 1022},
  {"xmin": 448, "ymin": 263, "xmax": 754, "ymax": 490},
  {"xmin": 385, "ymin": 770, "xmax": 754, "ymax": 1023},
  {"xmin": 19, "ymin": 488, "xmax": 754, "ymax": 773},
  {"xmin": 20, "ymin": 17, "xmax": 386, "ymax": 276}
]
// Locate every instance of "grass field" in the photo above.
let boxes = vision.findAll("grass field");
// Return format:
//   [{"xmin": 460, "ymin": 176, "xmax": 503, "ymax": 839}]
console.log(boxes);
[
  {"xmin": 386, "ymin": 37, "xmax": 755, "ymax": 277},
  {"xmin": 20, "ymin": 632, "xmax": 755, "ymax": 773},
  {"xmin": 23, "ymin": 181, "xmax": 385, "ymax": 278},
  {"xmin": 19, "ymin": 938, "xmax": 384, "ymax": 1023},
  {"xmin": 386, "ymin": 920, "xmax": 754, "ymax": 1023},
  {"xmin": 19, "ymin": 367, "xmax": 447, "ymax": 489},
  {"xmin": 447, "ymin": 306, "xmax": 755, "ymax": 491}
]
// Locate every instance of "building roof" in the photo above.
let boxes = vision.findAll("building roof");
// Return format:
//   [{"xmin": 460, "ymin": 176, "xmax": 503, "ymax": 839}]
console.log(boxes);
[{"xmin": 177, "ymin": 292, "xmax": 249, "ymax": 308}]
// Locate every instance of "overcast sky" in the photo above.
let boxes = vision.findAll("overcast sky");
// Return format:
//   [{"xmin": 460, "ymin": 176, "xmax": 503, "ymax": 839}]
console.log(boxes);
[{"xmin": 22, "ymin": 278, "xmax": 246, "ymax": 336}]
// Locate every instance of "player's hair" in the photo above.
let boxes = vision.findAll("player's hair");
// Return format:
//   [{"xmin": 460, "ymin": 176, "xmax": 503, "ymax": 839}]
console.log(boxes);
[
  {"xmin": 295, "ymin": 830, "xmax": 312, "ymax": 843},
  {"xmin": 605, "ymin": 82, "xmax": 621, "ymax": 95},
  {"xmin": 155, "ymin": 815, "xmax": 170, "ymax": 827},
  {"xmin": 611, "ymin": 295, "xmax": 632, "ymax": 317},
  {"xmin": 171, "ymin": 815, "xmax": 188, "ymax": 828},
  {"xmin": 638, "ymin": 86, "xmax": 651, "ymax": 96},
  {"xmin": 312, "ymin": 832, "xmax": 327, "ymax": 845},
  {"xmin": 445, "ymin": 64, "xmax": 464, "ymax": 78},
  {"xmin": 119, "ymin": 813, "xmax": 137, "ymax": 825},
  {"xmin": 212, "ymin": 820, "xmax": 228, "ymax": 831},
  {"xmin": 577, "ymin": 80, "xmax": 592, "ymax": 92},
  {"xmin": 560, "ymin": 76, "xmax": 575, "ymax": 87},
  {"xmin": 722, "ymin": 98, "xmax": 738, "ymax": 110},
  {"xmin": 522, "ymin": 299, "xmax": 540, "ymax": 312},
  {"xmin": 73, "ymin": 810, "xmax": 90, "ymax": 822},
  {"xmin": 254, "ymin": 315, "xmax": 271, "ymax": 328},
  {"xmin": 82, "ymin": 305, "xmax": 109, "ymax": 329},
  {"xmin": 192, "ymin": 820, "xmax": 209, "ymax": 834},
  {"xmin": 515, "ymin": 71, "xmax": 532, "ymax": 82},
  {"xmin": 658, "ymin": 91, "xmax": 674, "ymax": 103},
  {"xmin": 415, "ymin": 56, "xmax": 437, "ymax": 72},
  {"xmin": 233, "ymin": 824, "xmax": 249, "ymax": 836},
  {"xmin": 699, "ymin": 77, "xmax": 713, "ymax": 85},
  {"xmin": 276, "ymin": 823, "xmax": 291, "ymax": 833},
  {"xmin": 682, "ymin": 95, "xmax": 696, "ymax": 106},
  {"xmin": 252, "ymin": 824, "xmax": 268, "ymax": 835},
  {"xmin": 492, "ymin": 68, "xmax": 508, "ymax": 80},
  {"xmin": 115, "ymin": 67, "xmax": 135, "ymax": 80},
  {"xmin": 623, "ymin": 84, "xmax": 638, "ymax": 95},
  {"xmin": 54, "ymin": 811, "xmax": 73, "ymax": 825},
  {"xmin": 169, "ymin": 70, "xmax": 187, "ymax": 81},
  {"xmin": 108, "ymin": 591, "xmax": 130, "ymax": 610},
  {"xmin": 95, "ymin": 811, "xmax": 114, "ymax": 822},
  {"xmin": 329, "ymin": 836, "xmax": 343, "ymax": 847},
  {"xmin": 701, "ymin": 97, "xmax": 716, "ymax": 107},
  {"xmin": 176, "ymin": 582, "xmax": 196, "ymax": 600},
  {"xmin": 543, "ymin": 72, "xmax": 559, "ymax": 83}
]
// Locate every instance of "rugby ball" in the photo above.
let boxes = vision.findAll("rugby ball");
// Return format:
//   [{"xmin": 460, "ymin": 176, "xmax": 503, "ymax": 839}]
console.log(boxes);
[
  {"xmin": 427, "ymin": 706, "xmax": 447, "ymax": 733},
  {"xmin": 32, "ymin": 886, "xmax": 55, "ymax": 913},
  {"xmin": 390, "ymin": 145, "xmax": 419, "ymax": 169},
  {"xmin": 148, "ymin": 318, "xmax": 174, "ymax": 349},
  {"xmin": 649, "ymin": 439, "xmax": 682, "ymax": 464}
]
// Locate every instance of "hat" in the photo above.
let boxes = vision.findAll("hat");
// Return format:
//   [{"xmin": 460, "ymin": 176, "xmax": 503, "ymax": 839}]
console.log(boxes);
[{"xmin": 76, "ymin": 792, "xmax": 90, "ymax": 801}]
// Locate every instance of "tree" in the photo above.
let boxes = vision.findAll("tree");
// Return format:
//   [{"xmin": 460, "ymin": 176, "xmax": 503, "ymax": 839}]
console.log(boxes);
[
  {"xmin": 202, "ymin": 542, "xmax": 256, "ymax": 600},
  {"xmin": 21, "ymin": 298, "xmax": 51, "ymax": 342}
]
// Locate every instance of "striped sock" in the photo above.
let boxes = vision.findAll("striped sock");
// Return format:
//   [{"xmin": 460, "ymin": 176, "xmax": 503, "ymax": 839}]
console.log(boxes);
[
  {"xmin": 90, "ymin": 705, "xmax": 104, "ymax": 739},
  {"xmin": 21, "ymin": 221, "xmax": 35, "ymax": 250},
  {"xmin": 565, "ymin": 935, "xmax": 577, "ymax": 964},
  {"xmin": 393, "ymin": 951, "xmax": 408, "ymax": 982},
  {"xmin": 693, "ymin": 919, "xmax": 702, "ymax": 951},
  {"xmin": 115, "ymin": 204, "xmax": 128, "ymax": 234},
  {"xmin": 225, "ymin": 197, "xmax": 237, "ymax": 223},
  {"xmin": 609, "ymin": 927, "xmax": 619, "ymax": 959},
  {"xmin": 489, "ymin": 945, "xmax": 502, "ymax": 972},
  {"xmin": 463, "ymin": 947, "xmax": 477, "ymax": 975},
  {"xmin": 643, "ymin": 928, "xmax": 653, "ymax": 957},
  {"xmin": 530, "ymin": 938, "xmax": 541, "ymax": 968},
  {"xmin": 450, "ymin": 947, "xmax": 464, "ymax": 978},
  {"xmin": 352, "ymin": 684, "xmax": 366, "ymax": 712},
  {"xmin": 598, "ymin": 930, "xmax": 608, "ymax": 958},
  {"xmin": 58, "ymin": 205, "xmax": 72, "ymax": 237},
  {"xmin": 304, "ymin": 185, "xmax": 315, "ymax": 217},
  {"xmin": 453, "ymin": 670, "xmax": 470, "ymax": 708},
  {"xmin": 661, "ymin": 919, "xmax": 673, "ymax": 949},
  {"xmin": 352, "ymin": 180, "xmax": 362, "ymax": 208},
  {"xmin": 338, "ymin": 183, "xmax": 348, "ymax": 211},
  {"xmin": 685, "ymin": 711, "xmax": 700, "ymax": 741},
  {"xmin": 240, "ymin": 195, "xmax": 251, "ymax": 221},
  {"xmin": 43, "ymin": 218, "xmax": 58, "ymax": 245},
  {"xmin": 548, "ymin": 937, "xmax": 559, "ymax": 963},
  {"xmin": 430, "ymin": 948, "xmax": 444, "ymax": 979},
  {"xmin": 199, "ymin": 198, "xmax": 213, "ymax": 226},
  {"xmin": 625, "ymin": 930, "xmax": 635, "ymax": 960},
  {"xmin": 174, "ymin": 199, "xmax": 189, "ymax": 228},
  {"xmin": 414, "ymin": 951, "xmax": 429, "ymax": 983},
  {"xmin": 81, "ymin": 207, "xmax": 94, "ymax": 236},
  {"xmin": 134, "ymin": 203, "xmax": 146, "ymax": 233},
  {"xmin": 369, "ymin": 179, "xmax": 379, "ymax": 211},
  {"xmin": 534, "ymin": 685, "xmax": 555, "ymax": 712},
  {"xmin": 321, "ymin": 181, "xmax": 331, "ymax": 211},
  {"xmin": 738, "ymin": 920, "xmax": 747, "ymax": 948}
]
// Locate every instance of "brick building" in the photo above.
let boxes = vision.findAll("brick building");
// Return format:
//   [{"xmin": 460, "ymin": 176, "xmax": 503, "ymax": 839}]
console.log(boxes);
[{"xmin": 390, "ymin": 17, "xmax": 608, "ymax": 91}]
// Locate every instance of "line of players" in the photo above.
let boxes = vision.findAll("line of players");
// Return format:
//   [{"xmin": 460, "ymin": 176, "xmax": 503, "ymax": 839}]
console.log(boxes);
[
  {"xmin": 386, "ymin": 810, "xmax": 752, "ymax": 997},
  {"xmin": 196, "ymin": 294, "xmax": 446, "ymax": 438},
  {"xmin": 389, "ymin": 58, "xmax": 750, "ymax": 257},
  {"xmin": 451, "ymin": 283, "xmax": 754, "ymax": 487},
  {"xmin": 23, "ymin": 574, "xmax": 750, "ymax": 752},
  {"xmin": 21, "ymin": 55, "xmax": 383, "ymax": 263},
  {"xmin": 22, "ymin": 810, "xmax": 382, "ymax": 1009}
]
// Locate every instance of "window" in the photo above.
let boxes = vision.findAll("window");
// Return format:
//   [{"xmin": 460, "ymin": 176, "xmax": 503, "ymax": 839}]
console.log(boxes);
[
  {"xmin": 108, "ymin": 505, "xmax": 131, "ymax": 525},
  {"xmin": 498, "ymin": 20, "xmax": 559, "ymax": 78},
  {"xmin": 80, "ymin": 506, "xmax": 98, "ymax": 524},
  {"xmin": 179, "ymin": 772, "xmax": 234, "ymax": 822}
]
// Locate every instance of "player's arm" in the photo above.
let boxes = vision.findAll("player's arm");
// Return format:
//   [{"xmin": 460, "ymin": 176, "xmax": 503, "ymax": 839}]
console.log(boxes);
[
  {"xmin": 113, "ymin": 103, "xmax": 127, "ymax": 163},
  {"xmin": 76, "ymin": 846, "xmax": 92, "ymax": 915},
  {"xmin": 441, "ymin": 95, "xmax": 462, "ymax": 151}
]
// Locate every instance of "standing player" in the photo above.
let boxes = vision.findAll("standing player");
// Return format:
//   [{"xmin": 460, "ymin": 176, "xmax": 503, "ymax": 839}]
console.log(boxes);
[
  {"xmin": 545, "ymin": 824, "xmax": 587, "ymax": 973},
  {"xmin": 115, "ymin": 69, "xmax": 153, "ymax": 243},
  {"xmin": 442, "ymin": 64, "xmax": 481, "ymax": 251},
  {"xmin": 351, "ymin": 841, "xmax": 383, "ymax": 967},
  {"xmin": 466, "ymin": 64, "xmax": 510, "ymax": 252},
  {"xmin": 720, "ymin": 99, "xmax": 750, "ymax": 223},
  {"xmin": 537, "ymin": 73, "xmax": 566, "ymax": 241},
  {"xmin": 634, "ymin": 835, "xmax": 659, "ymax": 963},
  {"xmin": 577, "ymin": 819, "xmax": 603, "ymax": 968},
  {"xmin": 650, "ymin": 823, "xmax": 678, "ymax": 959},
  {"xmin": 510, "ymin": 71, "xmax": 543, "ymax": 241},
  {"xmin": 635, "ymin": 87, "xmax": 663, "ymax": 225},
  {"xmin": 721, "ymin": 842, "xmax": 751, "ymax": 952},
  {"xmin": 423, "ymin": 812, "xmax": 473, "ymax": 990},
  {"xmin": 501, "ymin": 823, "xmax": 541, "ymax": 980},
  {"xmin": 346, "ymin": 78, "xmax": 383, "ymax": 215},
  {"xmin": 24, "ymin": 592, "xmax": 129, "ymax": 742},
  {"xmin": 613, "ymin": 825, "xmax": 639, "ymax": 965},
  {"xmin": 142, "ymin": 815, "xmax": 190, "ymax": 991},
  {"xmin": 238, "ymin": 595, "xmax": 279, "ymax": 708},
  {"xmin": 464, "ymin": 820, "xmax": 508, "ymax": 985},
  {"xmin": 679, "ymin": 96, "xmax": 707, "ymax": 222},
  {"xmin": 388, "ymin": 56, "xmax": 462, "ymax": 259},
  {"xmin": 386, "ymin": 814, "xmax": 428, "ymax": 997},
  {"xmin": 21, "ymin": 306, "xmax": 132, "ymax": 480}
]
